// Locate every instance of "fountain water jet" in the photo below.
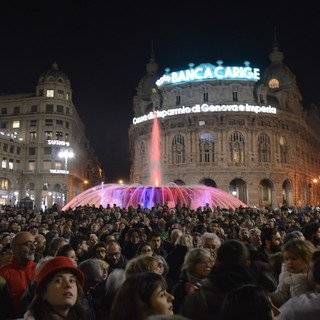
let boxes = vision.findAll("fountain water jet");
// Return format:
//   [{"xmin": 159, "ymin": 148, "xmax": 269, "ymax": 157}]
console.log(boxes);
[{"xmin": 62, "ymin": 112, "xmax": 247, "ymax": 210}]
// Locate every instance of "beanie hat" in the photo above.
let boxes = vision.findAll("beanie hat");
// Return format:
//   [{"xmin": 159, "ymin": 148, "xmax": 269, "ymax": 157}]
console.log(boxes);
[{"xmin": 36, "ymin": 256, "xmax": 85, "ymax": 294}]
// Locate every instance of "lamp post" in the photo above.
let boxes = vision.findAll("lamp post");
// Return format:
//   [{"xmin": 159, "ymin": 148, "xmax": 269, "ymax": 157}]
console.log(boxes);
[{"xmin": 58, "ymin": 148, "xmax": 74, "ymax": 205}]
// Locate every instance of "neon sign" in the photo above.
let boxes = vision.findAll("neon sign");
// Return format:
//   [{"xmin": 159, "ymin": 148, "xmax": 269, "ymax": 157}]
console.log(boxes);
[
  {"xmin": 156, "ymin": 61, "xmax": 260, "ymax": 87},
  {"xmin": 133, "ymin": 103, "xmax": 277, "ymax": 124},
  {"xmin": 50, "ymin": 169, "xmax": 69, "ymax": 174},
  {"xmin": 47, "ymin": 140, "xmax": 70, "ymax": 146}
]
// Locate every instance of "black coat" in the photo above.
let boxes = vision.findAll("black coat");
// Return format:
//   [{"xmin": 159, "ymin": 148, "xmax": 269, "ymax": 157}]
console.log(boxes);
[{"xmin": 180, "ymin": 265, "xmax": 257, "ymax": 320}]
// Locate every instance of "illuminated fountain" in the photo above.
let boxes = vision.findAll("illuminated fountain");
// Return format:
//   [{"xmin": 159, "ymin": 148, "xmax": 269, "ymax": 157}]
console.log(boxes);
[{"xmin": 63, "ymin": 113, "xmax": 247, "ymax": 211}]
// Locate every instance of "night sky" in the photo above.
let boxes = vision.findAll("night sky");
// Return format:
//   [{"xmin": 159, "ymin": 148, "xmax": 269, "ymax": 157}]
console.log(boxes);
[{"xmin": 0, "ymin": 2, "xmax": 319, "ymax": 183}]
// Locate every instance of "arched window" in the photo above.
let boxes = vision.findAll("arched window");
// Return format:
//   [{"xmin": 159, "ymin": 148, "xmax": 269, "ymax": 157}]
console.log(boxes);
[
  {"xmin": 27, "ymin": 182, "xmax": 35, "ymax": 191},
  {"xmin": 172, "ymin": 134, "xmax": 185, "ymax": 164},
  {"xmin": 54, "ymin": 184, "xmax": 61, "ymax": 192},
  {"xmin": 199, "ymin": 133, "xmax": 214, "ymax": 163},
  {"xmin": 0, "ymin": 178, "xmax": 9, "ymax": 190},
  {"xmin": 229, "ymin": 132, "xmax": 244, "ymax": 162},
  {"xmin": 280, "ymin": 137, "xmax": 289, "ymax": 164},
  {"xmin": 258, "ymin": 133, "xmax": 271, "ymax": 162}
]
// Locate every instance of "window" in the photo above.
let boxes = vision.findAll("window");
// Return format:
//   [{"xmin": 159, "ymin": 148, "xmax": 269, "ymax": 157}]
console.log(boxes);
[
  {"xmin": 0, "ymin": 122, "xmax": 6, "ymax": 129},
  {"xmin": 43, "ymin": 160, "xmax": 51, "ymax": 170},
  {"xmin": 258, "ymin": 133, "xmax": 271, "ymax": 163},
  {"xmin": 268, "ymin": 78, "xmax": 279, "ymax": 89},
  {"xmin": 57, "ymin": 90, "xmax": 64, "ymax": 99},
  {"xmin": 66, "ymin": 93, "xmax": 70, "ymax": 101},
  {"xmin": 232, "ymin": 91, "xmax": 238, "ymax": 101},
  {"xmin": 30, "ymin": 131, "xmax": 37, "ymax": 141},
  {"xmin": 44, "ymin": 147, "xmax": 52, "ymax": 155},
  {"xmin": 12, "ymin": 121, "xmax": 20, "ymax": 128},
  {"xmin": 3, "ymin": 144, "xmax": 8, "ymax": 152},
  {"xmin": 229, "ymin": 132, "xmax": 244, "ymax": 163},
  {"xmin": 17, "ymin": 147, "xmax": 21, "ymax": 155},
  {"xmin": 56, "ymin": 120, "xmax": 63, "ymax": 127},
  {"xmin": 57, "ymin": 105, "xmax": 64, "ymax": 113},
  {"xmin": 45, "ymin": 119, "xmax": 53, "ymax": 126},
  {"xmin": 259, "ymin": 94, "xmax": 264, "ymax": 103},
  {"xmin": 0, "ymin": 178, "xmax": 9, "ymax": 190},
  {"xmin": 66, "ymin": 107, "xmax": 70, "ymax": 114},
  {"xmin": 9, "ymin": 145, "xmax": 14, "ymax": 153},
  {"xmin": 8, "ymin": 159, "xmax": 13, "ymax": 170},
  {"xmin": 1, "ymin": 158, "xmax": 7, "ymax": 168},
  {"xmin": 203, "ymin": 92, "xmax": 208, "ymax": 102},
  {"xmin": 65, "ymin": 133, "xmax": 69, "ymax": 141},
  {"xmin": 27, "ymin": 182, "xmax": 35, "ymax": 191},
  {"xmin": 46, "ymin": 89, "xmax": 54, "ymax": 97},
  {"xmin": 29, "ymin": 147, "xmax": 36, "ymax": 156},
  {"xmin": 199, "ymin": 133, "xmax": 214, "ymax": 163},
  {"xmin": 30, "ymin": 120, "xmax": 37, "ymax": 127},
  {"xmin": 1, "ymin": 107, "xmax": 7, "ymax": 115},
  {"xmin": 172, "ymin": 134, "xmax": 185, "ymax": 164},
  {"xmin": 65, "ymin": 122, "xmax": 69, "ymax": 129},
  {"xmin": 31, "ymin": 105, "xmax": 38, "ymax": 113},
  {"xmin": 13, "ymin": 106, "xmax": 20, "ymax": 114},
  {"xmin": 45, "ymin": 131, "xmax": 53, "ymax": 140},
  {"xmin": 176, "ymin": 96, "xmax": 181, "ymax": 105},
  {"xmin": 55, "ymin": 160, "xmax": 62, "ymax": 169},
  {"xmin": 56, "ymin": 131, "xmax": 63, "ymax": 140},
  {"xmin": 280, "ymin": 137, "xmax": 289, "ymax": 164},
  {"xmin": 46, "ymin": 104, "xmax": 54, "ymax": 113},
  {"xmin": 28, "ymin": 160, "xmax": 35, "ymax": 171},
  {"xmin": 16, "ymin": 160, "xmax": 20, "ymax": 171}
]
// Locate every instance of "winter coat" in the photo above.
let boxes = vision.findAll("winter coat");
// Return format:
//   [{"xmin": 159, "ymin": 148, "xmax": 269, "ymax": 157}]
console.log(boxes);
[
  {"xmin": 270, "ymin": 264, "xmax": 311, "ymax": 307},
  {"xmin": 180, "ymin": 265, "xmax": 257, "ymax": 320}
]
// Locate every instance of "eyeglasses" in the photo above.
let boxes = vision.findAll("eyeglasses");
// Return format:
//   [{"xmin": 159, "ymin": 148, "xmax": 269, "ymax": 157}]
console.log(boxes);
[{"xmin": 14, "ymin": 241, "xmax": 38, "ymax": 248}]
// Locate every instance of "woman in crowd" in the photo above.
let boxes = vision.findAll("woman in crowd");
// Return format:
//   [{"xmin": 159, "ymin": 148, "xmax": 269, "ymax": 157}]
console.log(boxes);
[
  {"xmin": 125, "ymin": 254, "xmax": 164, "ymax": 277},
  {"xmin": 122, "ymin": 228, "xmax": 145, "ymax": 260},
  {"xmin": 23, "ymin": 256, "xmax": 86, "ymax": 320},
  {"xmin": 172, "ymin": 247, "xmax": 213, "ymax": 313},
  {"xmin": 56, "ymin": 243, "xmax": 78, "ymax": 266},
  {"xmin": 136, "ymin": 241, "xmax": 154, "ymax": 256},
  {"xmin": 109, "ymin": 272, "xmax": 174, "ymax": 320}
]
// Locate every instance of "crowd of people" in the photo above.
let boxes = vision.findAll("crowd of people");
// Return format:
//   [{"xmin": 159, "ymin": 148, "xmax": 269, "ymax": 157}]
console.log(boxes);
[{"xmin": 0, "ymin": 202, "xmax": 320, "ymax": 319}]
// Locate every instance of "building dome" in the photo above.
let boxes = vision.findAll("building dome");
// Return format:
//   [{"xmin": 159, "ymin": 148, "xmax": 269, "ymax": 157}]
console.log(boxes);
[
  {"xmin": 136, "ymin": 56, "xmax": 159, "ymax": 101},
  {"xmin": 37, "ymin": 62, "xmax": 71, "ymax": 88}
]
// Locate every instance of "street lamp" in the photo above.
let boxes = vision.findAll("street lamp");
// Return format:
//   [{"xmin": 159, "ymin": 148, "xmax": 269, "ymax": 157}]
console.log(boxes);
[{"xmin": 58, "ymin": 148, "xmax": 74, "ymax": 205}]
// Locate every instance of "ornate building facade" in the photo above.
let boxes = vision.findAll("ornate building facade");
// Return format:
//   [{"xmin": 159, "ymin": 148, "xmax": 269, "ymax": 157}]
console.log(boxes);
[
  {"xmin": 129, "ymin": 43, "xmax": 320, "ymax": 209},
  {"xmin": 0, "ymin": 63, "xmax": 104, "ymax": 210}
]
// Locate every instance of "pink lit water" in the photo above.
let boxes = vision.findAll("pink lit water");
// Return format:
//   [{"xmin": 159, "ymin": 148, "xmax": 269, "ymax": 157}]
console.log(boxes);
[{"xmin": 63, "ymin": 111, "xmax": 247, "ymax": 210}]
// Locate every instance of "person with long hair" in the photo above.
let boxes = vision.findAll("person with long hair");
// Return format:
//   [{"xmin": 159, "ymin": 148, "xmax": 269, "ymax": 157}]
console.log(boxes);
[
  {"xmin": 23, "ymin": 256, "xmax": 87, "ymax": 320},
  {"xmin": 109, "ymin": 272, "xmax": 174, "ymax": 320}
]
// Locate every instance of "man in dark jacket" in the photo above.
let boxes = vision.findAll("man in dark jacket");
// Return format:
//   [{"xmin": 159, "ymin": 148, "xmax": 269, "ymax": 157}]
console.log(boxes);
[{"xmin": 105, "ymin": 240, "xmax": 128, "ymax": 272}]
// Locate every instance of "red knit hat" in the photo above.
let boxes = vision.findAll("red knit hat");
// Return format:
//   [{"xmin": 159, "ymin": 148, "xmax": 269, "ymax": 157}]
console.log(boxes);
[{"xmin": 36, "ymin": 256, "xmax": 85, "ymax": 294}]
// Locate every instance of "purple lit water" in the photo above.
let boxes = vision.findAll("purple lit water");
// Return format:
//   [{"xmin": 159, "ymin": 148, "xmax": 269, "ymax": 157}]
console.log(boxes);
[{"xmin": 62, "ymin": 111, "xmax": 247, "ymax": 210}]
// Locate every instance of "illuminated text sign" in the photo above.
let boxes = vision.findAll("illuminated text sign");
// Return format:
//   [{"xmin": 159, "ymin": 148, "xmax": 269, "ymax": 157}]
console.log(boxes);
[
  {"xmin": 156, "ymin": 61, "xmax": 260, "ymax": 86},
  {"xmin": 50, "ymin": 169, "xmax": 69, "ymax": 174},
  {"xmin": 133, "ymin": 103, "xmax": 277, "ymax": 124},
  {"xmin": 47, "ymin": 140, "xmax": 70, "ymax": 146}
]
